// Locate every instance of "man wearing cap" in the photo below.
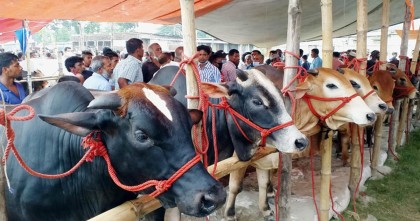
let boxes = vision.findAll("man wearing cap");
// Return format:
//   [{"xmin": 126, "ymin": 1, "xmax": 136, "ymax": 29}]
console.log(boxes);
[
  {"xmin": 221, "ymin": 49, "xmax": 240, "ymax": 82},
  {"xmin": 367, "ymin": 50, "xmax": 380, "ymax": 72},
  {"xmin": 197, "ymin": 45, "xmax": 221, "ymax": 83}
]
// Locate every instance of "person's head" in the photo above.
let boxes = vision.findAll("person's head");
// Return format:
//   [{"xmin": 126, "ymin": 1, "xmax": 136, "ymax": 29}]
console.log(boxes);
[
  {"xmin": 91, "ymin": 55, "xmax": 112, "ymax": 79},
  {"xmin": 370, "ymin": 50, "xmax": 380, "ymax": 59},
  {"xmin": 244, "ymin": 54, "xmax": 252, "ymax": 64},
  {"xmin": 311, "ymin": 48, "xmax": 319, "ymax": 58},
  {"xmin": 158, "ymin": 53, "xmax": 171, "ymax": 66},
  {"xmin": 299, "ymin": 49, "xmax": 304, "ymax": 57},
  {"xmin": 269, "ymin": 50, "xmax": 277, "ymax": 57},
  {"xmin": 241, "ymin": 52, "xmax": 251, "ymax": 63},
  {"xmin": 0, "ymin": 52, "xmax": 22, "ymax": 77},
  {"xmin": 251, "ymin": 50, "xmax": 262, "ymax": 62},
  {"xmin": 148, "ymin": 43, "xmax": 162, "ymax": 59},
  {"xmin": 271, "ymin": 54, "xmax": 280, "ymax": 63},
  {"xmin": 197, "ymin": 45, "xmax": 211, "ymax": 63},
  {"xmin": 102, "ymin": 47, "xmax": 113, "ymax": 55},
  {"xmin": 392, "ymin": 52, "xmax": 398, "ymax": 57},
  {"xmin": 82, "ymin": 50, "xmax": 93, "ymax": 68},
  {"xmin": 64, "ymin": 56, "xmax": 84, "ymax": 74},
  {"xmin": 228, "ymin": 49, "xmax": 240, "ymax": 66},
  {"xmin": 302, "ymin": 55, "xmax": 308, "ymax": 61},
  {"xmin": 104, "ymin": 51, "xmax": 120, "ymax": 71},
  {"xmin": 126, "ymin": 38, "xmax": 144, "ymax": 59},
  {"xmin": 64, "ymin": 47, "xmax": 73, "ymax": 56},
  {"xmin": 333, "ymin": 51, "xmax": 340, "ymax": 58},
  {"xmin": 32, "ymin": 70, "xmax": 48, "ymax": 91},
  {"xmin": 348, "ymin": 51, "xmax": 356, "ymax": 60},
  {"xmin": 174, "ymin": 46, "xmax": 184, "ymax": 62}
]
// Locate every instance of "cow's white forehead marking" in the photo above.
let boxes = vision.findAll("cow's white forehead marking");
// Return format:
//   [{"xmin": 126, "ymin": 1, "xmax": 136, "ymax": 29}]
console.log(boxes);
[
  {"xmin": 143, "ymin": 88, "xmax": 173, "ymax": 121},
  {"xmin": 237, "ymin": 69, "xmax": 291, "ymax": 122}
]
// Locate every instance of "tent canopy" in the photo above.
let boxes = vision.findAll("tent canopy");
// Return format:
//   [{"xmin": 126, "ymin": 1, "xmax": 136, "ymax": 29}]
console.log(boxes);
[
  {"xmin": 0, "ymin": 19, "xmax": 50, "ymax": 43},
  {"xmin": 0, "ymin": 0, "xmax": 419, "ymax": 47}
]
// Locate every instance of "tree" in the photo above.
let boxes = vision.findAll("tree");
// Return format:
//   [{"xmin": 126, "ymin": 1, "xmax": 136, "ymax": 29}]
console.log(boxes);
[
  {"xmin": 84, "ymin": 22, "xmax": 100, "ymax": 34},
  {"xmin": 114, "ymin": 23, "xmax": 136, "ymax": 32},
  {"xmin": 157, "ymin": 24, "xmax": 182, "ymax": 37}
]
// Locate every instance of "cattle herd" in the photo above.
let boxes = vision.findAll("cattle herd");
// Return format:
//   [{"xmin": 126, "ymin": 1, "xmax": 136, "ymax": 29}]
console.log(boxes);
[{"xmin": 1, "ymin": 64, "xmax": 417, "ymax": 221}]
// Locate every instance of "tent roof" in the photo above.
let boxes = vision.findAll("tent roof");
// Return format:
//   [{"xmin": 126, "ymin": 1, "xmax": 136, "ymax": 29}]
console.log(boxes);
[
  {"xmin": 0, "ymin": 0, "xmax": 419, "ymax": 47},
  {"xmin": 0, "ymin": 19, "xmax": 50, "ymax": 43}
]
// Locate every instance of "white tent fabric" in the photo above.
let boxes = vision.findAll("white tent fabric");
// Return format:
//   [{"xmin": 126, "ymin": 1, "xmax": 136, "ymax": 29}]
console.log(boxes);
[{"xmin": 195, "ymin": 0, "xmax": 420, "ymax": 48}]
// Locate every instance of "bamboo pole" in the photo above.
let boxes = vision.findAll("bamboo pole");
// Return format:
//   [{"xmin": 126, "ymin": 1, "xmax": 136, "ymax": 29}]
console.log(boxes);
[
  {"xmin": 319, "ymin": 130, "xmax": 333, "ymax": 221},
  {"xmin": 349, "ymin": 0, "xmax": 367, "ymax": 200},
  {"xmin": 371, "ymin": 114, "xmax": 384, "ymax": 178},
  {"xmin": 389, "ymin": 99, "xmax": 401, "ymax": 157},
  {"xmin": 407, "ymin": 99, "xmax": 414, "ymax": 142},
  {"xmin": 379, "ymin": 0, "xmax": 390, "ymax": 71},
  {"xmin": 24, "ymin": 20, "xmax": 33, "ymax": 94},
  {"xmin": 371, "ymin": 0, "xmax": 390, "ymax": 179},
  {"xmin": 280, "ymin": 0, "xmax": 302, "ymax": 219},
  {"xmin": 397, "ymin": 98, "xmax": 409, "ymax": 147},
  {"xmin": 319, "ymin": 1, "xmax": 333, "ymax": 220},
  {"xmin": 411, "ymin": 26, "xmax": 420, "ymax": 122},
  {"xmin": 392, "ymin": 0, "xmax": 413, "ymax": 150}
]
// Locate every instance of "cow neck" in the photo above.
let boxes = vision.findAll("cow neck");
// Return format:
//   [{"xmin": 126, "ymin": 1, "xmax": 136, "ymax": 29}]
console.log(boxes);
[
  {"xmin": 393, "ymin": 85, "xmax": 416, "ymax": 100},
  {"xmin": 301, "ymin": 92, "xmax": 359, "ymax": 122},
  {"xmin": 294, "ymin": 98, "xmax": 321, "ymax": 134}
]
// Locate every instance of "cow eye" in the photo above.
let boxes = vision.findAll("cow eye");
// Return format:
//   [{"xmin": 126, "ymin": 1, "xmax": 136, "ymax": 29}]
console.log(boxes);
[
  {"xmin": 350, "ymin": 80, "xmax": 360, "ymax": 89},
  {"xmin": 252, "ymin": 99, "xmax": 263, "ymax": 106},
  {"xmin": 400, "ymin": 78, "xmax": 406, "ymax": 83},
  {"xmin": 135, "ymin": 130, "xmax": 150, "ymax": 143},
  {"xmin": 373, "ymin": 85, "xmax": 378, "ymax": 90},
  {"xmin": 326, "ymin": 84, "xmax": 338, "ymax": 89}
]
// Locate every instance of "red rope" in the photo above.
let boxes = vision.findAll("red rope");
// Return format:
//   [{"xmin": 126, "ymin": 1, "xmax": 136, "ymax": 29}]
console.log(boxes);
[
  {"xmin": 303, "ymin": 93, "xmax": 359, "ymax": 122},
  {"xmin": 0, "ymin": 105, "xmax": 200, "ymax": 198},
  {"xmin": 348, "ymin": 58, "xmax": 367, "ymax": 72}
]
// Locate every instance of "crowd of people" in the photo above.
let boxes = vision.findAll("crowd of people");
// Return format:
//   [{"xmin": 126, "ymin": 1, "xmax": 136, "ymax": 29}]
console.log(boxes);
[{"xmin": 1, "ymin": 37, "xmax": 419, "ymax": 105}]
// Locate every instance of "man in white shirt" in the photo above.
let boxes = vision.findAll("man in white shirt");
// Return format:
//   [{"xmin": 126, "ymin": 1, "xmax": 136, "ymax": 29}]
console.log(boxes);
[
  {"xmin": 113, "ymin": 38, "xmax": 144, "ymax": 89},
  {"xmin": 83, "ymin": 56, "xmax": 113, "ymax": 91}
]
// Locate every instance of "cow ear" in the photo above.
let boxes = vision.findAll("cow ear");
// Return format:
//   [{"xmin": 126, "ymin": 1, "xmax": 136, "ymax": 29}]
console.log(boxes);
[
  {"xmin": 39, "ymin": 112, "xmax": 99, "ymax": 136},
  {"xmin": 200, "ymin": 82, "xmax": 229, "ymax": 98},
  {"xmin": 161, "ymin": 85, "xmax": 177, "ymax": 97},
  {"xmin": 189, "ymin": 109, "xmax": 203, "ymax": 125},
  {"xmin": 88, "ymin": 92, "xmax": 121, "ymax": 110},
  {"xmin": 295, "ymin": 81, "xmax": 312, "ymax": 99}
]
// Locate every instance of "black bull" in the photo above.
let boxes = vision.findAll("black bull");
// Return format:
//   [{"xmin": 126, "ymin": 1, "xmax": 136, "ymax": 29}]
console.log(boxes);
[{"xmin": 3, "ymin": 81, "xmax": 225, "ymax": 221}]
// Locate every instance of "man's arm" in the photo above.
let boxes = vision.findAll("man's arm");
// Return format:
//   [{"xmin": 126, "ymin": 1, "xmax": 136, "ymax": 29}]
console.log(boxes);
[{"xmin": 118, "ymin": 77, "xmax": 129, "ymax": 89}]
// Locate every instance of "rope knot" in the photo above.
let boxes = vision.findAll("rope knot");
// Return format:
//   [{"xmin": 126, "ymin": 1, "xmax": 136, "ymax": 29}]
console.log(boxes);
[
  {"xmin": 343, "ymin": 96, "xmax": 352, "ymax": 103},
  {"xmin": 155, "ymin": 181, "xmax": 171, "ymax": 193},
  {"xmin": 260, "ymin": 129, "xmax": 270, "ymax": 138},
  {"xmin": 217, "ymin": 98, "xmax": 230, "ymax": 110},
  {"xmin": 82, "ymin": 131, "xmax": 107, "ymax": 162}
]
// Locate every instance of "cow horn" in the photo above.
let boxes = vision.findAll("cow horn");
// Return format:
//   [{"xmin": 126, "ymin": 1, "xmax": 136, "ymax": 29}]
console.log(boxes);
[
  {"xmin": 307, "ymin": 69, "xmax": 319, "ymax": 76},
  {"xmin": 236, "ymin": 69, "xmax": 249, "ymax": 81},
  {"xmin": 161, "ymin": 85, "xmax": 178, "ymax": 97},
  {"xmin": 88, "ymin": 92, "xmax": 121, "ymax": 110}
]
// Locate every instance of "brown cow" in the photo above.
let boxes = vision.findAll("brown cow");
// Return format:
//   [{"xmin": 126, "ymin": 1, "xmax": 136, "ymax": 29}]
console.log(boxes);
[
  {"xmin": 337, "ymin": 68, "xmax": 387, "ymax": 165},
  {"xmin": 224, "ymin": 66, "xmax": 376, "ymax": 220}
]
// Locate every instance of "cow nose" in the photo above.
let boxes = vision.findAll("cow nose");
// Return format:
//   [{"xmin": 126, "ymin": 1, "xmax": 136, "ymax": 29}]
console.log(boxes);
[
  {"xmin": 386, "ymin": 107, "xmax": 394, "ymax": 114},
  {"xmin": 199, "ymin": 184, "xmax": 226, "ymax": 215},
  {"xmin": 294, "ymin": 137, "xmax": 308, "ymax": 151},
  {"xmin": 378, "ymin": 103, "xmax": 388, "ymax": 111},
  {"xmin": 366, "ymin": 113, "xmax": 376, "ymax": 122}
]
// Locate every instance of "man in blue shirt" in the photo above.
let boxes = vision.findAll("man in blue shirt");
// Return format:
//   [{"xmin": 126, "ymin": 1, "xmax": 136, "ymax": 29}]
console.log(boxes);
[
  {"xmin": 0, "ymin": 52, "xmax": 26, "ymax": 104},
  {"xmin": 309, "ymin": 48, "xmax": 323, "ymax": 69}
]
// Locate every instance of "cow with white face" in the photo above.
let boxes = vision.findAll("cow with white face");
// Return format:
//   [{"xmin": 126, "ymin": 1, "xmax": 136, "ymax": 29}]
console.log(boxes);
[{"xmin": 224, "ymin": 66, "xmax": 376, "ymax": 221}]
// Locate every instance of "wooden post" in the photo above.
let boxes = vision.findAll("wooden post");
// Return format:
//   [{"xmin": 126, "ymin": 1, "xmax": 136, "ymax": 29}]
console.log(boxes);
[
  {"xmin": 319, "ymin": 1, "xmax": 333, "ymax": 220},
  {"xmin": 349, "ymin": 0, "xmax": 367, "ymax": 200},
  {"xmin": 411, "ymin": 26, "xmax": 420, "ymax": 122},
  {"xmin": 397, "ymin": 98, "xmax": 409, "ymax": 147},
  {"xmin": 379, "ymin": 0, "xmax": 390, "ymax": 71},
  {"xmin": 24, "ymin": 20, "xmax": 33, "ymax": 94},
  {"xmin": 319, "ymin": 131, "xmax": 333, "ymax": 221},
  {"xmin": 281, "ymin": 0, "xmax": 302, "ymax": 219},
  {"xmin": 371, "ymin": 114, "xmax": 384, "ymax": 178}
]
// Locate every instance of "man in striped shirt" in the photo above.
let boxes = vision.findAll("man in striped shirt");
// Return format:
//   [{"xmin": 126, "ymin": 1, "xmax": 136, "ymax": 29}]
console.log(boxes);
[
  {"xmin": 113, "ymin": 38, "xmax": 144, "ymax": 90},
  {"xmin": 197, "ymin": 45, "xmax": 221, "ymax": 83}
]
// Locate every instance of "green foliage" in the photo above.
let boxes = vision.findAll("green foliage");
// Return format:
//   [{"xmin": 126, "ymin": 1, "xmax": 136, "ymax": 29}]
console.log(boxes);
[
  {"xmin": 84, "ymin": 22, "xmax": 100, "ymax": 34},
  {"xmin": 114, "ymin": 23, "xmax": 136, "ymax": 32}
]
